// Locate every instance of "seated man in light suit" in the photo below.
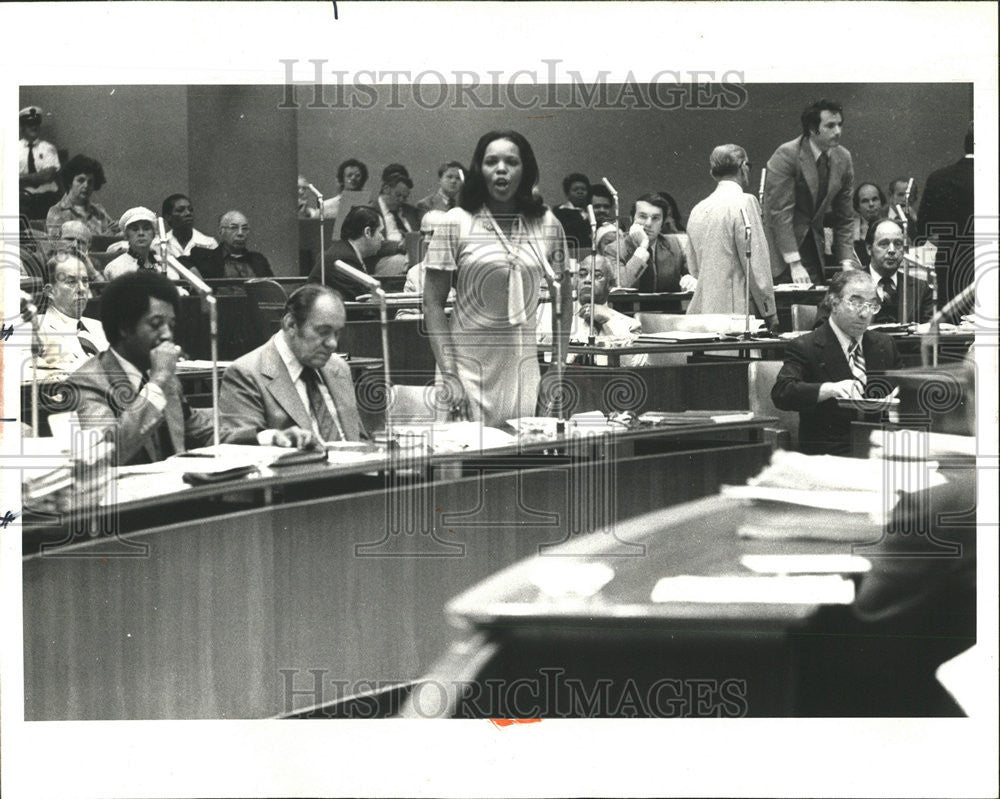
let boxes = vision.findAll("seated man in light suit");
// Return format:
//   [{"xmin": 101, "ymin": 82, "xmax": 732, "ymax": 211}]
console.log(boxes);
[
  {"xmin": 68, "ymin": 272, "xmax": 217, "ymax": 465},
  {"xmin": 35, "ymin": 252, "xmax": 109, "ymax": 372},
  {"xmin": 220, "ymin": 284, "xmax": 365, "ymax": 445},
  {"xmin": 771, "ymin": 270, "xmax": 900, "ymax": 456},
  {"xmin": 537, "ymin": 254, "xmax": 649, "ymax": 368}
]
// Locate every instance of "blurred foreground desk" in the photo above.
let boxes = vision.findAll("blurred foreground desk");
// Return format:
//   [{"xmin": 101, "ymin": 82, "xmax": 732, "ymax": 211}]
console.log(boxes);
[
  {"xmin": 23, "ymin": 419, "xmax": 774, "ymax": 719},
  {"xmin": 413, "ymin": 494, "xmax": 879, "ymax": 718}
]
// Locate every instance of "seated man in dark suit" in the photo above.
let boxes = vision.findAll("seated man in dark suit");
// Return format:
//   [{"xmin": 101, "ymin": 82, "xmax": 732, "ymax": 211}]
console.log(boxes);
[
  {"xmin": 816, "ymin": 218, "xmax": 934, "ymax": 326},
  {"xmin": 68, "ymin": 272, "xmax": 217, "ymax": 465},
  {"xmin": 220, "ymin": 284, "xmax": 365, "ymax": 444},
  {"xmin": 849, "ymin": 182, "xmax": 886, "ymax": 266},
  {"xmin": 186, "ymin": 210, "xmax": 273, "ymax": 280},
  {"xmin": 309, "ymin": 205, "xmax": 385, "ymax": 301},
  {"xmin": 772, "ymin": 269, "xmax": 900, "ymax": 456}
]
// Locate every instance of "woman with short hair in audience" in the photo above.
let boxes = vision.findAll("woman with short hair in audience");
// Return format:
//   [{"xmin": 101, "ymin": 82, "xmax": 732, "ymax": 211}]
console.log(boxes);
[
  {"xmin": 422, "ymin": 130, "xmax": 571, "ymax": 427},
  {"xmin": 45, "ymin": 155, "xmax": 119, "ymax": 239}
]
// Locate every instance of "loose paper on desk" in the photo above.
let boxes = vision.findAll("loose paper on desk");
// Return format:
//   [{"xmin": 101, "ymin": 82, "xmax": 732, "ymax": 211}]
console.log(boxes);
[{"xmin": 650, "ymin": 574, "xmax": 855, "ymax": 605}]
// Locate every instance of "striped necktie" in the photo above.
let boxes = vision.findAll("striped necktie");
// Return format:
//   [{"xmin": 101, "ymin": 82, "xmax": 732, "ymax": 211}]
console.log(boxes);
[
  {"xmin": 848, "ymin": 338, "xmax": 866, "ymax": 396},
  {"xmin": 301, "ymin": 368, "xmax": 343, "ymax": 442}
]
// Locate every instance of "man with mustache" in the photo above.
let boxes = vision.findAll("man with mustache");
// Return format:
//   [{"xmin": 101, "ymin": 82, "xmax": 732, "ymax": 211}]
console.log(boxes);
[{"xmin": 763, "ymin": 99, "xmax": 856, "ymax": 285}]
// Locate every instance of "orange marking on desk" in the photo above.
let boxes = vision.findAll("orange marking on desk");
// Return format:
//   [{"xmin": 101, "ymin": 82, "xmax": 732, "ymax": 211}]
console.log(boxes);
[{"xmin": 489, "ymin": 719, "xmax": 541, "ymax": 729}]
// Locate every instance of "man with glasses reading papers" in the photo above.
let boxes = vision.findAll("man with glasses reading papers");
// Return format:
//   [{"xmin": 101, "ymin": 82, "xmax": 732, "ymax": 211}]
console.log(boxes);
[{"xmin": 771, "ymin": 270, "xmax": 900, "ymax": 456}]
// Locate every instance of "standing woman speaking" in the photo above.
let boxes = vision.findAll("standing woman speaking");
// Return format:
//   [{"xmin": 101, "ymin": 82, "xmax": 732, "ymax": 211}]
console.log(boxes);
[{"xmin": 423, "ymin": 130, "xmax": 571, "ymax": 427}]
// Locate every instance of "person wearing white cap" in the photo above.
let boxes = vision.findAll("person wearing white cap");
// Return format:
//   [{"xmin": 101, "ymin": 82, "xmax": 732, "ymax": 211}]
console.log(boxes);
[
  {"xmin": 105, "ymin": 207, "xmax": 190, "ymax": 281},
  {"xmin": 19, "ymin": 106, "xmax": 62, "ymax": 220}
]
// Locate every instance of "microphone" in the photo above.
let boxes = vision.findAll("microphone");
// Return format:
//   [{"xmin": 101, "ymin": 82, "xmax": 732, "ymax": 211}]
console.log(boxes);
[
  {"xmin": 905, "ymin": 178, "xmax": 914, "ymax": 204},
  {"xmin": 601, "ymin": 177, "xmax": 618, "ymax": 197},
  {"xmin": 166, "ymin": 254, "xmax": 213, "ymax": 296},
  {"xmin": 739, "ymin": 207, "xmax": 751, "ymax": 232},
  {"xmin": 930, "ymin": 282, "xmax": 975, "ymax": 325},
  {"xmin": 333, "ymin": 259, "xmax": 381, "ymax": 293},
  {"xmin": 758, "ymin": 167, "xmax": 767, "ymax": 204},
  {"xmin": 458, "ymin": 168, "xmax": 465, "ymax": 183},
  {"xmin": 587, "ymin": 204, "xmax": 597, "ymax": 232},
  {"xmin": 156, "ymin": 216, "xmax": 167, "ymax": 242},
  {"xmin": 306, "ymin": 183, "xmax": 324, "ymax": 200}
]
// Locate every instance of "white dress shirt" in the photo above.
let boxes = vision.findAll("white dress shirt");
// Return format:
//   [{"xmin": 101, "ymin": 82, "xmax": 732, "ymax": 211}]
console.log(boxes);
[
  {"xmin": 378, "ymin": 196, "xmax": 411, "ymax": 242},
  {"xmin": 266, "ymin": 331, "xmax": 345, "ymax": 443},
  {"xmin": 36, "ymin": 306, "xmax": 109, "ymax": 372},
  {"xmin": 152, "ymin": 228, "xmax": 218, "ymax": 258},
  {"xmin": 19, "ymin": 137, "xmax": 60, "ymax": 194}
]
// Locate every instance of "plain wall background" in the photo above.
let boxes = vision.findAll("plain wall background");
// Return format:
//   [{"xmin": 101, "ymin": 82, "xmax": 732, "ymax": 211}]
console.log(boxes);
[{"xmin": 22, "ymin": 83, "xmax": 971, "ymax": 275}]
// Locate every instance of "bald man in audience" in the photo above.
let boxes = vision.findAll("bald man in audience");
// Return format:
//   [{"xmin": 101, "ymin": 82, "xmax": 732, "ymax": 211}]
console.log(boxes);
[
  {"xmin": 58, "ymin": 220, "xmax": 104, "ymax": 282},
  {"xmin": 772, "ymin": 270, "xmax": 900, "ymax": 456},
  {"xmin": 187, "ymin": 210, "xmax": 273, "ymax": 279},
  {"xmin": 35, "ymin": 253, "xmax": 109, "ymax": 372},
  {"xmin": 220, "ymin": 284, "xmax": 365, "ymax": 445},
  {"xmin": 685, "ymin": 144, "xmax": 778, "ymax": 331}
]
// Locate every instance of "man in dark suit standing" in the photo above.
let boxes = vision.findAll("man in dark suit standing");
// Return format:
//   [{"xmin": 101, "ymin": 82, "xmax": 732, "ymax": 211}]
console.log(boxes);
[
  {"xmin": 220, "ymin": 284, "xmax": 365, "ymax": 444},
  {"xmin": 309, "ymin": 206, "xmax": 385, "ymax": 301},
  {"xmin": 68, "ymin": 272, "xmax": 217, "ymax": 465},
  {"xmin": 772, "ymin": 270, "xmax": 900, "ymax": 455},
  {"xmin": 763, "ymin": 99, "xmax": 856, "ymax": 285},
  {"xmin": 917, "ymin": 123, "xmax": 974, "ymax": 305}
]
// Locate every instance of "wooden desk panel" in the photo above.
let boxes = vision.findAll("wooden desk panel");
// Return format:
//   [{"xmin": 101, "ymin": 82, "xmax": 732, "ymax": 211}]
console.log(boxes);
[{"xmin": 23, "ymin": 441, "xmax": 771, "ymax": 719}]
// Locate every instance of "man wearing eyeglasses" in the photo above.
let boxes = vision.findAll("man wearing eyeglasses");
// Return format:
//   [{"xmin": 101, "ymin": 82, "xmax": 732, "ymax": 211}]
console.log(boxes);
[
  {"xmin": 772, "ymin": 270, "xmax": 900, "ymax": 456},
  {"xmin": 35, "ymin": 253, "xmax": 109, "ymax": 372},
  {"xmin": 187, "ymin": 210, "xmax": 273, "ymax": 280}
]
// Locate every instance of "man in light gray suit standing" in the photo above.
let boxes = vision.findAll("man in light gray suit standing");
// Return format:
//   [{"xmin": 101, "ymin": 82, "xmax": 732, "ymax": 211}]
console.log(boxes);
[
  {"xmin": 763, "ymin": 99, "xmax": 856, "ymax": 285},
  {"xmin": 686, "ymin": 144, "xmax": 777, "ymax": 332},
  {"xmin": 220, "ymin": 284, "xmax": 365, "ymax": 445}
]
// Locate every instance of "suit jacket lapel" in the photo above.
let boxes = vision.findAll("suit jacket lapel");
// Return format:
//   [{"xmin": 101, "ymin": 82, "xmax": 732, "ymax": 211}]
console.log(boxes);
[
  {"xmin": 99, "ymin": 350, "xmax": 160, "ymax": 463},
  {"xmin": 319, "ymin": 358, "xmax": 362, "ymax": 439},
  {"xmin": 799, "ymin": 139, "xmax": 820, "ymax": 212},
  {"xmin": 815, "ymin": 321, "xmax": 851, "ymax": 381},
  {"xmin": 261, "ymin": 340, "xmax": 314, "ymax": 430}
]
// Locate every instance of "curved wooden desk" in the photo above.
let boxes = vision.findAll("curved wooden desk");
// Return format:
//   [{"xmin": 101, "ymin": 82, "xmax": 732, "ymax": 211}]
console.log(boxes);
[{"xmin": 23, "ymin": 420, "xmax": 773, "ymax": 719}]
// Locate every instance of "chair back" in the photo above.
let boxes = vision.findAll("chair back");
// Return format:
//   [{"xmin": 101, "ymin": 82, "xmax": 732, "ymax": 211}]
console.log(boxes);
[
  {"xmin": 244, "ymin": 278, "xmax": 289, "ymax": 347},
  {"xmin": 747, "ymin": 360, "xmax": 798, "ymax": 448},
  {"xmin": 791, "ymin": 303, "xmax": 818, "ymax": 331}
]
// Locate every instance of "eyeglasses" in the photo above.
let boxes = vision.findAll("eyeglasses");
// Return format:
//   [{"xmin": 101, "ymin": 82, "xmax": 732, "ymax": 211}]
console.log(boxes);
[
  {"xmin": 223, "ymin": 225, "xmax": 250, "ymax": 233},
  {"xmin": 842, "ymin": 298, "xmax": 882, "ymax": 315}
]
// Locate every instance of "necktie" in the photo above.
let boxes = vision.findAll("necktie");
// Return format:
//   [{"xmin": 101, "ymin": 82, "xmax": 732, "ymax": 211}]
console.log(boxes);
[
  {"xmin": 878, "ymin": 277, "xmax": 897, "ymax": 319},
  {"xmin": 27, "ymin": 144, "xmax": 37, "ymax": 174},
  {"xmin": 848, "ymin": 339, "xmax": 867, "ymax": 396},
  {"xmin": 391, "ymin": 209, "xmax": 407, "ymax": 235},
  {"xmin": 816, "ymin": 152, "xmax": 830, "ymax": 208},
  {"xmin": 301, "ymin": 368, "xmax": 342, "ymax": 442},
  {"xmin": 137, "ymin": 372, "xmax": 175, "ymax": 460},
  {"xmin": 77, "ymin": 321, "xmax": 98, "ymax": 355}
]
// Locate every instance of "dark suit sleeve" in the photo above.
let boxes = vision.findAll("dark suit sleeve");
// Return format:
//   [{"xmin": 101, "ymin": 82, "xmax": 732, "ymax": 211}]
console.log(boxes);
[
  {"xmin": 771, "ymin": 338, "xmax": 823, "ymax": 411},
  {"xmin": 183, "ymin": 404, "xmax": 218, "ymax": 450},
  {"xmin": 69, "ymin": 369, "xmax": 164, "ymax": 464},
  {"xmin": 918, "ymin": 281, "xmax": 934, "ymax": 323},
  {"xmin": 254, "ymin": 254, "xmax": 273, "ymax": 278}
]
